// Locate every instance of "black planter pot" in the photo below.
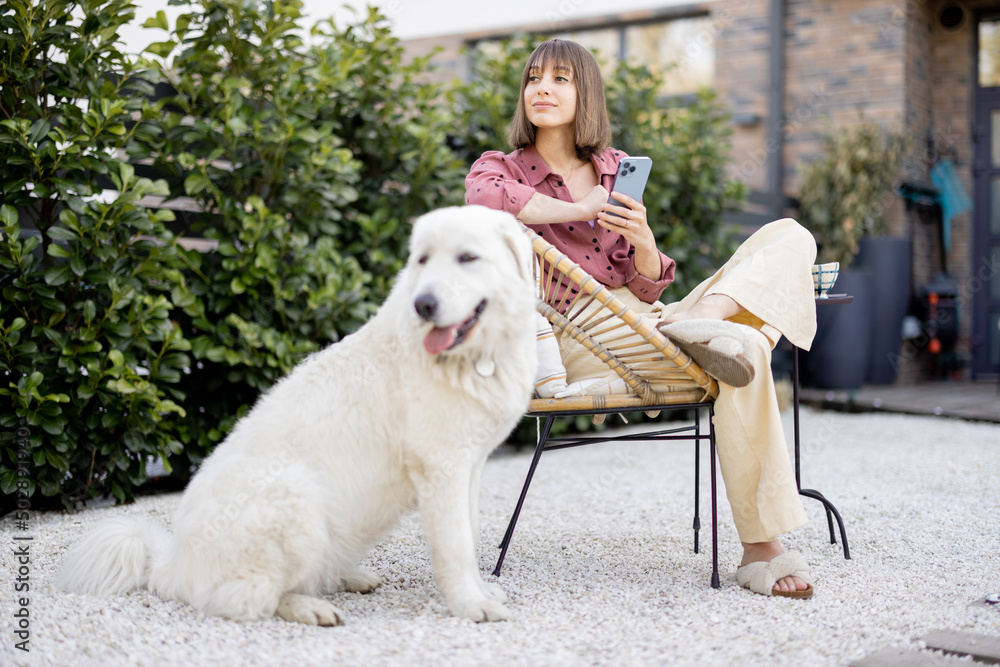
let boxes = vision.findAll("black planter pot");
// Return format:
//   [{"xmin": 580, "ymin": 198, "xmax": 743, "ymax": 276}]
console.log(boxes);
[
  {"xmin": 801, "ymin": 269, "xmax": 873, "ymax": 389},
  {"xmin": 856, "ymin": 236, "xmax": 911, "ymax": 385}
]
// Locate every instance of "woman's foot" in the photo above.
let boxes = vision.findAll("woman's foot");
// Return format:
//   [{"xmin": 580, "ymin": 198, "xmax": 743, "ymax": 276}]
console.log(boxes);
[
  {"xmin": 657, "ymin": 319, "xmax": 757, "ymax": 387},
  {"xmin": 740, "ymin": 541, "xmax": 811, "ymax": 594}
]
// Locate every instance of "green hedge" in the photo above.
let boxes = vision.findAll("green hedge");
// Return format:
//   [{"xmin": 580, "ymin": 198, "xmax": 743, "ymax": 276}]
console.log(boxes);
[
  {"xmin": 1, "ymin": 2, "xmax": 745, "ymax": 509},
  {"xmin": 0, "ymin": 0, "xmax": 188, "ymax": 507}
]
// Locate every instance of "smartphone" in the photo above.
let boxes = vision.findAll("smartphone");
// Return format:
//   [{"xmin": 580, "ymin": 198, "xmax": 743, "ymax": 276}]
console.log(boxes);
[{"xmin": 606, "ymin": 156, "xmax": 652, "ymax": 217}]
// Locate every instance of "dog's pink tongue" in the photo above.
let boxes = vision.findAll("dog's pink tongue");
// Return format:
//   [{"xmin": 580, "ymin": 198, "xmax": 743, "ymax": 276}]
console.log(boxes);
[{"xmin": 424, "ymin": 325, "xmax": 458, "ymax": 354}]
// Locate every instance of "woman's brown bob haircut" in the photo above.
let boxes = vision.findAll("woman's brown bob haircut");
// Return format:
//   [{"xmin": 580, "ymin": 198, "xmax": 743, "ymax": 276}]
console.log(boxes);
[{"xmin": 507, "ymin": 39, "xmax": 612, "ymax": 160}]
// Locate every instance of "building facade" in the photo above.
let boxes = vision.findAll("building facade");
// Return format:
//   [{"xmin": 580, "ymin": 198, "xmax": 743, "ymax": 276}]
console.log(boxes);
[{"xmin": 403, "ymin": 0, "xmax": 1000, "ymax": 383}]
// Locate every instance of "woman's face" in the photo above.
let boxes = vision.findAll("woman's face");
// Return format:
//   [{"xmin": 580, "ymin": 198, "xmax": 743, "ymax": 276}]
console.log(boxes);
[{"xmin": 523, "ymin": 62, "xmax": 578, "ymax": 131}]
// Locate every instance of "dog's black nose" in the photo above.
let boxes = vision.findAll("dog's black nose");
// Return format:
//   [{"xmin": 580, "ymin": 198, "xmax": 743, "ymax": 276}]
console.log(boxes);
[{"xmin": 414, "ymin": 294, "xmax": 439, "ymax": 321}]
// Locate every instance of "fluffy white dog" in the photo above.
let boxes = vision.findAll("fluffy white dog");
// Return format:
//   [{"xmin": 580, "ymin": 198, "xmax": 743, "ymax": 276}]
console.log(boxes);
[{"xmin": 58, "ymin": 206, "xmax": 537, "ymax": 625}]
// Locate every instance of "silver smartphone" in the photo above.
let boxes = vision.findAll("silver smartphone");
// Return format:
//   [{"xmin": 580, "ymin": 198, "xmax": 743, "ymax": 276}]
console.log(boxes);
[{"xmin": 606, "ymin": 156, "xmax": 652, "ymax": 217}]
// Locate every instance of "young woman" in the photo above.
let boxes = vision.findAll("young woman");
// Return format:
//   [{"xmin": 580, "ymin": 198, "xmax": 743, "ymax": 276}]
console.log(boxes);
[{"xmin": 466, "ymin": 39, "xmax": 818, "ymax": 598}]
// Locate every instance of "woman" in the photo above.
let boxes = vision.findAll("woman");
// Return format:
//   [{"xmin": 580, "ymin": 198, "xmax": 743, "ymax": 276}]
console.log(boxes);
[{"xmin": 466, "ymin": 39, "xmax": 818, "ymax": 598}]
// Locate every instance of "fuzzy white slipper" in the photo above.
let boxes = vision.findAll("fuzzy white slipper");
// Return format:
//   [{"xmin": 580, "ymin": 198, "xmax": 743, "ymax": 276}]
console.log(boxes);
[
  {"xmin": 657, "ymin": 319, "xmax": 757, "ymax": 388},
  {"xmin": 735, "ymin": 551, "xmax": 814, "ymax": 599}
]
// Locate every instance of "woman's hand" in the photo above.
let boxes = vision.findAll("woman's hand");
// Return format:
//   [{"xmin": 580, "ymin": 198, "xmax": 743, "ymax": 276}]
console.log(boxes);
[
  {"xmin": 597, "ymin": 191, "xmax": 655, "ymax": 250},
  {"xmin": 596, "ymin": 192, "xmax": 662, "ymax": 280},
  {"xmin": 578, "ymin": 184, "xmax": 612, "ymax": 222}
]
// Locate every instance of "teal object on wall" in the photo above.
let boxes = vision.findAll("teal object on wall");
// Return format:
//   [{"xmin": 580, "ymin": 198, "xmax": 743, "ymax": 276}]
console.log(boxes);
[{"xmin": 929, "ymin": 160, "xmax": 972, "ymax": 250}]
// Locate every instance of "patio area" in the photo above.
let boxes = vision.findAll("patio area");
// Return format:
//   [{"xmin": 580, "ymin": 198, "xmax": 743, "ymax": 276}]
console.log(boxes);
[
  {"xmin": 800, "ymin": 379, "xmax": 1000, "ymax": 424},
  {"xmin": 2, "ymin": 403, "xmax": 998, "ymax": 666}
]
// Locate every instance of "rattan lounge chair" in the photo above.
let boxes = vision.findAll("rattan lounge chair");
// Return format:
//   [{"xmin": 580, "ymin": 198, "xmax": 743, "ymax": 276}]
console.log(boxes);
[{"xmin": 493, "ymin": 227, "xmax": 724, "ymax": 587}]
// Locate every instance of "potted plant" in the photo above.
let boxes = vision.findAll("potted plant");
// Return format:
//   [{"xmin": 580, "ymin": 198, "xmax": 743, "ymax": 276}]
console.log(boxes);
[{"xmin": 797, "ymin": 121, "xmax": 910, "ymax": 389}]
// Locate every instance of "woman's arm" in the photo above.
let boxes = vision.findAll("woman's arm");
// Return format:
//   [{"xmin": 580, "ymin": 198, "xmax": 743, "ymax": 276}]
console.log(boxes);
[
  {"xmin": 517, "ymin": 186, "xmax": 609, "ymax": 226},
  {"xmin": 465, "ymin": 151, "xmax": 607, "ymax": 225},
  {"xmin": 627, "ymin": 238, "xmax": 663, "ymax": 281}
]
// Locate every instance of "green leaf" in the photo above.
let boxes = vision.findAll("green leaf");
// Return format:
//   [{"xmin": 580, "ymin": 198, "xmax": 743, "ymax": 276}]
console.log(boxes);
[
  {"xmin": 59, "ymin": 213, "xmax": 80, "ymax": 235},
  {"xmin": 46, "ymin": 225, "xmax": 78, "ymax": 241},
  {"xmin": 159, "ymin": 452, "xmax": 174, "ymax": 474},
  {"xmin": 0, "ymin": 470, "xmax": 19, "ymax": 495},
  {"xmin": 183, "ymin": 171, "xmax": 210, "ymax": 196},
  {"xmin": 0, "ymin": 204, "xmax": 16, "ymax": 227},
  {"xmin": 107, "ymin": 378, "xmax": 137, "ymax": 394},
  {"xmin": 25, "ymin": 371, "xmax": 43, "ymax": 394},
  {"xmin": 42, "ymin": 420, "xmax": 65, "ymax": 436},
  {"xmin": 43, "ymin": 264, "xmax": 73, "ymax": 286},
  {"xmin": 28, "ymin": 119, "xmax": 52, "ymax": 145},
  {"xmin": 145, "ymin": 40, "xmax": 176, "ymax": 59},
  {"xmin": 47, "ymin": 243, "xmax": 71, "ymax": 258},
  {"xmin": 143, "ymin": 10, "xmax": 170, "ymax": 31},
  {"xmin": 103, "ymin": 321, "xmax": 131, "ymax": 338}
]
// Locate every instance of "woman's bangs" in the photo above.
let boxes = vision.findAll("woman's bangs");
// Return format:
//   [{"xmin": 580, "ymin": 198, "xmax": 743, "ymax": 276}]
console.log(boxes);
[{"xmin": 526, "ymin": 41, "xmax": 575, "ymax": 77}]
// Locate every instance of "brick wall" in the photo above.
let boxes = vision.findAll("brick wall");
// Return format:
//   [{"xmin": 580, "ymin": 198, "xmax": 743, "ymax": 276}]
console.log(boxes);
[
  {"xmin": 712, "ymin": 0, "xmax": 771, "ymax": 193},
  {"xmin": 780, "ymin": 1, "xmax": 906, "ymax": 195}
]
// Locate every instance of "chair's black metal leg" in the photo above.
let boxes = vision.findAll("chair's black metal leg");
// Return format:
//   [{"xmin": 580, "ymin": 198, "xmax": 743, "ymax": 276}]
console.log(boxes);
[
  {"xmin": 709, "ymin": 405, "xmax": 720, "ymax": 589},
  {"xmin": 493, "ymin": 416, "xmax": 555, "ymax": 576},
  {"xmin": 799, "ymin": 488, "xmax": 852, "ymax": 560},
  {"xmin": 793, "ymin": 345, "xmax": 802, "ymax": 489},
  {"xmin": 693, "ymin": 409, "xmax": 701, "ymax": 554},
  {"xmin": 824, "ymin": 506, "xmax": 836, "ymax": 544}
]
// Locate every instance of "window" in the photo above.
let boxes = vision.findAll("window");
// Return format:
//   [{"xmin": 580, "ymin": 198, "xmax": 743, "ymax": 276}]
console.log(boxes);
[
  {"xmin": 560, "ymin": 15, "xmax": 716, "ymax": 96},
  {"xmin": 624, "ymin": 18, "xmax": 714, "ymax": 95},
  {"xmin": 979, "ymin": 16, "xmax": 1000, "ymax": 87},
  {"xmin": 557, "ymin": 27, "xmax": 622, "ymax": 78}
]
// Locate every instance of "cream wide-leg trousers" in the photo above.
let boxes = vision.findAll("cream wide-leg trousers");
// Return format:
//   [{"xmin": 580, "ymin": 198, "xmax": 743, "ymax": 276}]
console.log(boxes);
[{"xmin": 557, "ymin": 218, "xmax": 818, "ymax": 543}]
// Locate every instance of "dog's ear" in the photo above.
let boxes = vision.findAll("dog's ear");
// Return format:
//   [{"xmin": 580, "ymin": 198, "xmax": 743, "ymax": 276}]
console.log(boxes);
[{"xmin": 493, "ymin": 212, "xmax": 534, "ymax": 287}]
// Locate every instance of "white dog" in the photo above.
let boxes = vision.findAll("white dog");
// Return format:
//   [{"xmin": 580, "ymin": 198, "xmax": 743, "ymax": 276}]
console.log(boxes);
[{"xmin": 58, "ymin": 206, "xmax": 537, "ymax": 625}]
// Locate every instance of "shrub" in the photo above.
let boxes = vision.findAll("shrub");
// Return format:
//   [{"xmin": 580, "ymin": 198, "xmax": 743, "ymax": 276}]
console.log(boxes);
[
  {"xmin": 797, "ymin": 121, "xmax": 909, "ymax": 267},
  {"xmin": 133, "ymin": 1, "xmax": 468, "ymax": 468},
  {"xmin": 0, "ymin": 0, "xmax": 189, "ymax": 509},
  {"xmin": 309, "ymin": 8, "xmax": 469, "ymax": 294}
]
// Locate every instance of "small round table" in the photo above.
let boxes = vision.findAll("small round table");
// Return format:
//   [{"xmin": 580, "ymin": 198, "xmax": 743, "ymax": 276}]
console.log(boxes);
[{"xmin": 791, "ymin": 293, "xmax": 853, "ymax": 560}]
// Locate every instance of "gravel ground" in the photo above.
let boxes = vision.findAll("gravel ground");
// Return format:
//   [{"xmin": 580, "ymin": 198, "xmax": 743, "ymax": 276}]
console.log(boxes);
[{"xmin": 2, "ymin": 407, "xmax": 999, "ymax": 667}]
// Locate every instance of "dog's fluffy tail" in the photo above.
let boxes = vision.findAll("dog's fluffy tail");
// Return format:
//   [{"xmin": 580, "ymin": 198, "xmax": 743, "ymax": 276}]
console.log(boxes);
[{"xmin": 57, "ymin": 516, "xmax": 171, "ymax": 596}]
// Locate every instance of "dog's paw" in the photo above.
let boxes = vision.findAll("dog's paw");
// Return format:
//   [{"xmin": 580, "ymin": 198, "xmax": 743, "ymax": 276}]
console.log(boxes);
[
  {"xmin": 479, "ymin": 580, "xmax": 507, "ymax": 602},
  {"xmin": 451, "ymin": 597, "xmax": 512, "ymax": 623},
  {"xmin": 341, "ymin": 568, "xmax": 382, "ymax": 594},
  {"xmin": 275, "ymin": 593, "xmax": 344, "ymax": 626}
]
